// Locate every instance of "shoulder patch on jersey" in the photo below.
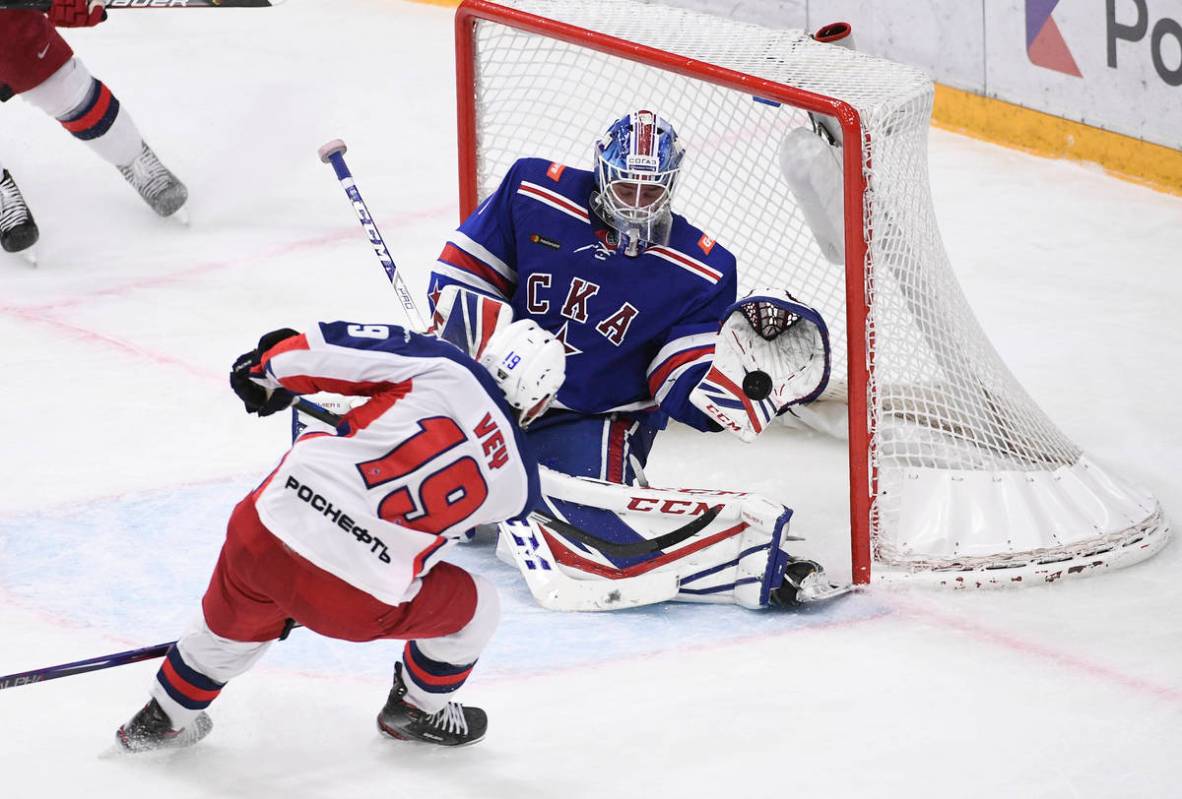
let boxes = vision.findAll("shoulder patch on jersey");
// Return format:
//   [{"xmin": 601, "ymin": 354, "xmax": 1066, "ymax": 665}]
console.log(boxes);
[
  {"xmin": 697, "ymin": 233, "xmax": 716, "ymax": 255},
  {"xmin": 530, "ymin": 233, "xmax": 562, "ymax": 250},
  {"xmin": 546, "ymin": 162, "xmax": 566, "ymax": 182}
]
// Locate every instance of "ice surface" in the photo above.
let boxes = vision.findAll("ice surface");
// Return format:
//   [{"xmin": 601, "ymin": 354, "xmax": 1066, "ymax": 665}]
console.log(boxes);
[{"xmin": 1, "ymin": 2, "xmax": 1180, "ymax": 797}]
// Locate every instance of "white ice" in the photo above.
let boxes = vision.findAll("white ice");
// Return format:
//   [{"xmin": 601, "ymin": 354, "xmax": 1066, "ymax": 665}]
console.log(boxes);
[{"xmin": 1, "ymin": 3, "xmax": 1180, "ymax": 798}]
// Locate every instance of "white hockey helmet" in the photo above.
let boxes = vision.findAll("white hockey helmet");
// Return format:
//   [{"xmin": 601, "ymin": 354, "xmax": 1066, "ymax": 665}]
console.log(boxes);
[{"xmin": 479, "ymin": 320, "xmax": 566, "ymax": 428}]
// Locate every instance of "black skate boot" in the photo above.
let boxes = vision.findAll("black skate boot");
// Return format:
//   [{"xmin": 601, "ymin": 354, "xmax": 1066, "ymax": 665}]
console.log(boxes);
[
  {"xmin": 377, "ymin": 663, "xmax": 487, "ymax": 747},
  {"xmin": 115, "ymin": 698, "xmax": 212, "ymax": 753},
  {"xmin": 1, "ymin": 169, "xmax": 39, "ymax": 253},
  {"xmin": 118, "ymin": 143, "xmax": 188, "ymax": 217},
  {"xmin": 771, "ymin": 558, "xmax": 853, "ymax": 607}
]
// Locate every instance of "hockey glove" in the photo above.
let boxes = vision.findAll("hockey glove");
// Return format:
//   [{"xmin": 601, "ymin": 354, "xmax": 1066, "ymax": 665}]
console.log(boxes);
[
  {"xmin": 49, "ymin": 0, "xmax": 107, "ymax": 28},
  {"xmin": 228, "ymin": 328, "xmax": 300, "ymax": 417},
  {"xmin": 689, "ymin": 290, "xmax": 830, "ymax": 443}
]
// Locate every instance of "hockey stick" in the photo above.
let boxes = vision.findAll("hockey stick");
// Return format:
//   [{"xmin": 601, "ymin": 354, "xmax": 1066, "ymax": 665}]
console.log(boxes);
[
  {"xmin": 0, "ymin": 621, "xmax": 301, "ymax": 692},
  {"xmin": 499, "ymin": 518, "xmax": 679, "ymax": 612},
  {"xmin": 292, "ymin": 396, "xmax": 343, "ymax": 427},
  {"xmin": 318, "ymin": 139, "xmax": 427, "ymax": 331},
  {"xmin": 535, "ymin": 506, "xmax": 721, "ymax": 559},
  {"xmin": 0, "ymin": 641, "xmax": 172, "ymax": 691},
  {"xmin": 0, "ymin": 403, "xmax": 338, "ymax": 691},
  {"xmin": 0, "ymin": 0, "xmax": 285, "ymax": 8}
]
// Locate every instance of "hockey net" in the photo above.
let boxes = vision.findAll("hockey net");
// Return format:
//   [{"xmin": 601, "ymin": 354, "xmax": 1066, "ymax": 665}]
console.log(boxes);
[{"xmin": 455, "ymin": 0, "xmax": 1169, "ymax": 585}]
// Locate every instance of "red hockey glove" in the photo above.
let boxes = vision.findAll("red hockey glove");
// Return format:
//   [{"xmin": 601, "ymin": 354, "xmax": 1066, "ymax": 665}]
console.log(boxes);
[{"xmin": 48, "ymin": 0, "xmax": 107, "ymax": 28}]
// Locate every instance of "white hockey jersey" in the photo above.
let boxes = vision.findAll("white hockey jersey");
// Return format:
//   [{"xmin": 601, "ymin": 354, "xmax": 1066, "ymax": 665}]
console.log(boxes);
[{"xmin": 250, "ymin": 322, "xmax": 540, "ymax": 606}]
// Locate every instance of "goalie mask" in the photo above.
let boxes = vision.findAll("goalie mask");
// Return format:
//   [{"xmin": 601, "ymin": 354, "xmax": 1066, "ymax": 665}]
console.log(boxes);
[
  {"xmin": 479, "ymin": 320, "xmax": 566, "ymax": 429},
  {"xmin": 592, "ymin": 109, "xmax": 684, "ymax": 256}
]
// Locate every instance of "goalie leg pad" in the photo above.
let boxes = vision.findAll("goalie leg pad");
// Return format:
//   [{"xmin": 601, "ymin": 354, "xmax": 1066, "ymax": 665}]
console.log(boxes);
[
  {"xmin": 497, "ymin": 517, "xmax": 679, "ymax": 611},
  {"xmin": 514, "ymin": 467, "xmax": 804, "ymax": 610}
]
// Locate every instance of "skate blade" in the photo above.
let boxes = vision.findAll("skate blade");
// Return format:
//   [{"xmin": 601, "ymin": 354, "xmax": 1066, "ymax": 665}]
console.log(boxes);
[
  {"xmin": 378, "ymin": 722, "xmax": 485, "ymax": 748},
  {"xmin": 169, "ymin": 207, "xmax": 191, "ymax": 228},
  {"xmin": 17, "ymin": 248, "xmax": 38, "ymax": 267},
  {"xmin": 796, "ymin": 579, "xmax": 854, "ymax": 603}
]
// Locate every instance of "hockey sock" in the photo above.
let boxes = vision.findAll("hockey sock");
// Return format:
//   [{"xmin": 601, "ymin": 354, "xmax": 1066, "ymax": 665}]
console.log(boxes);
[
  {"xmin": 149, "ymin": 645, "xmax": 226, "ymax": 730},
  {"xmin": 148, "ymin": 616, "xmax": 273, "ymax": 729},
  {"xmin": 399, "ymin": 641, "xmax": 479, "ymax": 713},
  {"xmin": 21, "ymin": 58, "xmax": 144, "ymax": 168},
  {"xmin": 397, "ymin": 573, "xmax": 499, "ymax": 713}
]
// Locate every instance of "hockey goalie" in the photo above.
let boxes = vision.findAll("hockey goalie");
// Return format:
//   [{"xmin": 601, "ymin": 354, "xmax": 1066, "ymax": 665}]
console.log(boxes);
[{"xmin": 418, "ymin": 101, "xmax": 852, "ymax": 611}]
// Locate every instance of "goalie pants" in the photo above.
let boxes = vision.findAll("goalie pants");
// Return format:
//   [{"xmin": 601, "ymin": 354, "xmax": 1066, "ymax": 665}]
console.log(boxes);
[
  {"xmin": 150, "ymin": 495, "xmax": 499, "ymax": 727},
  {"xmin": 526, "ymin": 409, "xmax": 663, "ymax": 486}
]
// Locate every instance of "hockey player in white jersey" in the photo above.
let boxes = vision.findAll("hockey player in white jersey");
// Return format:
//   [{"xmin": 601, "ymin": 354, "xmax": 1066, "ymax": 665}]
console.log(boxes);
[{"xmin": 115, "ymin": 319, "xmax": 564, "ymax": 752}]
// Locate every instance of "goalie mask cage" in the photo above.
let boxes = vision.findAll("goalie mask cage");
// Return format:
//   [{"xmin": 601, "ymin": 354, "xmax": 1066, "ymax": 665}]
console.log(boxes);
[{"xmin": 454, "ymin": 0, "xmax": 1170, "ymax": 586}]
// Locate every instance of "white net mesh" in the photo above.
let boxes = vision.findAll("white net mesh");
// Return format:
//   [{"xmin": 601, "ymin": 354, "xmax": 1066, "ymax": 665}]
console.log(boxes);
[{"xmin": 462, "ymin": 0, "xmax": 1167, "ymax": 578}]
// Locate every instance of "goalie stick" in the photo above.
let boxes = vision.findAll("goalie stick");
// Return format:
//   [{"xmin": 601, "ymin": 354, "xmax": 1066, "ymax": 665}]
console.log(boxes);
[
  {"xmin": 0, "ymin": 0, "xmax": 285, "ymax": 8},
  {"xmin": 536, "ymin": 506, "xmax": 721, "ymax": 559},
  {"xmin": 499, "ymin": 518, "xmax": 680, "ymax": 612},
  {"xmin": 318, "ymin": 139, "xmax": 427, "ymax": 331}
]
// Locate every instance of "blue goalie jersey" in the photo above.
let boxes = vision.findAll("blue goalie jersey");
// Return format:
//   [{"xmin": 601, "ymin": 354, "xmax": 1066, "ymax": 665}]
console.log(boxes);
[{"xmin": 428, "ymin": 158, "xmax": 738, "ymax": 431}]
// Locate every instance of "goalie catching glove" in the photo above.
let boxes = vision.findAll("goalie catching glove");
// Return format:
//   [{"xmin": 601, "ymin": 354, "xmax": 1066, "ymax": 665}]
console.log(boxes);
[{"xmin": 690, "ymin": 290, "xmax": 831, "ymax": 442}]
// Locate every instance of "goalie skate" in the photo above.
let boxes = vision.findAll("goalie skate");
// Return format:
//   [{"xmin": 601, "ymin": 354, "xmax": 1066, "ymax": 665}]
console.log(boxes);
[{"xmin": 771, "ymin": 559, "xmax": 852, "ymax": 607}]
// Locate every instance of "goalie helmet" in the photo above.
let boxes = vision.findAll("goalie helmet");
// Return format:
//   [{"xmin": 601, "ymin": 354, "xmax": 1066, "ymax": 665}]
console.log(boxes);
[
  {"xmin": 592, "ymin": 109, "xmax": 685, "ymax": 256},
  {"xmin": 479, "ymin": 320, "xmax": 566, "ymax": 428}
]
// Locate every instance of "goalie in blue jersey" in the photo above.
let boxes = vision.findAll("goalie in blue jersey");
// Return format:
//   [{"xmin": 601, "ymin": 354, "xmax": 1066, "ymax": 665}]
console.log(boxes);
[{"xmin": 427, "ymin": 109, "xmax": 846, "ymax": 610}]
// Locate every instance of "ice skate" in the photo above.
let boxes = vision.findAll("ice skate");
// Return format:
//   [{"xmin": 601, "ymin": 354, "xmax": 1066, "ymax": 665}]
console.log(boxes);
[
  {"xmin": 376, "ymin": 663, "xmax": 487, "ymax": 747},
  {"xmin": 118, "ymin": 143, "xmax": 188, "ymax": 218},
  {"xmin": 115, "ymin": 698, "xmax": 212, "ymax": 753},
  {"xmin": 771, "ymin": 558, "xmax": 852, "ymax": 607},
  {"xmin": 1, "ymin": 169, "xmax": 40, "ymax": 256}
]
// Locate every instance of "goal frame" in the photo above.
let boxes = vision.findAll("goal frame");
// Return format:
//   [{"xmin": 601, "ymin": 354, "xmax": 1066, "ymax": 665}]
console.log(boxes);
[{"xmin": 454, "ymin": 0, "xmax": 877, "ymax": 584}]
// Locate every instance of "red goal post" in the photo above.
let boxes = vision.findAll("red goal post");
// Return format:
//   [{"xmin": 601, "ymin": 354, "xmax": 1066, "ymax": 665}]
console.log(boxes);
[{"xmin": 452, "ymin": 0, "xmax": 1169, "ymax": 587}]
